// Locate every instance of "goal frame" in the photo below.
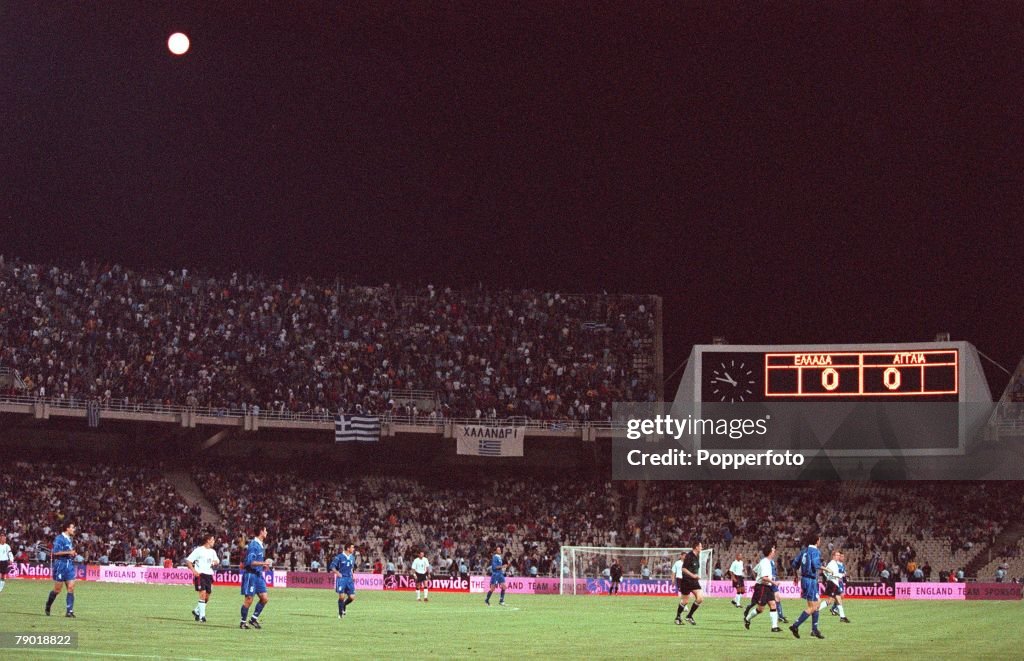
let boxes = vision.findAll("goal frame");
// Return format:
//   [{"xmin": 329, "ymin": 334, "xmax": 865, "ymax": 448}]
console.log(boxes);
[{"xmin": 558, "ymin": 544, "xmax": 714, "ymax": 595}]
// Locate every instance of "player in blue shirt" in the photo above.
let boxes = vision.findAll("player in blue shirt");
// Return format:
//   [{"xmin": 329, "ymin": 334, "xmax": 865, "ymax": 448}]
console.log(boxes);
[
  {"xmin": 329, "ymin": 543, "xmax": 357, "ymax": 618},
  {"xmin": 788, "ymin": 533, "xmax": 825, "ymax": 639},
  {"xmin": 239, "ymin": 526, "xmax": 273, "ymax": 630},
  {"xmin": 484, "ymin": 545, "xmax": 507, "ymax": 606},
  {"xmin": 45, "ymin": 522, "xmax": 78, "ymax": 617}
]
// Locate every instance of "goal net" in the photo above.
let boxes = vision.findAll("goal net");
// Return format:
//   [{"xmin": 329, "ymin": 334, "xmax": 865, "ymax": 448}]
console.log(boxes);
[{"xmin": 559, "ymin": 545, "xmax": 714, "ymax": 595}]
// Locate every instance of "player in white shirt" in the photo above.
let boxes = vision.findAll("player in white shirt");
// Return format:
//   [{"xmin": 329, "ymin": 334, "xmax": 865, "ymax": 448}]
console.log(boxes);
[
  {"xmin": 820, "ymin": 550, "xmax": 850, "ymax": 623},
  {"xmin": 185, "ymin": 533, "xmax": 221, "ymax": 622},
  {"xmin": 671, "ymin": 553, "xmax": 684, "ymax": 589},
  {"xmin": 726, "ymin": 553, "xmax": 746, "ymax": 607},
  {"xmin": 743, "ymin": 544, "xmax": 781, "ymax": 633},
  {"xmin": 0, "ymin": 532, "xmax": 12, "ymax": 593},
  {"xmin": 411, "ymin": 551, "xmax": 432, "ymax": 602}
]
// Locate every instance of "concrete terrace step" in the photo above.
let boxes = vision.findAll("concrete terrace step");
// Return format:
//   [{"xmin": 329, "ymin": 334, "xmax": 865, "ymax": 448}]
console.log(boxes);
[{"xmin": 165, "ymin": 471, "xmax": 222, "ymax": 526}]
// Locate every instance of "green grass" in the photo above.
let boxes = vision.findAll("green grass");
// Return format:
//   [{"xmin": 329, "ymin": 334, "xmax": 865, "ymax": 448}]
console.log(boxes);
[{"xmin": 0, "ymin": 581, "xmax": 1021, "ymax": 659}]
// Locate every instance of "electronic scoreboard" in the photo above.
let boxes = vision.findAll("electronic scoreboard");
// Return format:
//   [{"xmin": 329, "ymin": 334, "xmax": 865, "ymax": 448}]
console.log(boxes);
[
  {"xmin": 673, "ymin": 341, "xmax": 992, "ymax": 459},
  {"xmin": 701, "ymin": 349, "xmax": 958, "ymax": 402}
]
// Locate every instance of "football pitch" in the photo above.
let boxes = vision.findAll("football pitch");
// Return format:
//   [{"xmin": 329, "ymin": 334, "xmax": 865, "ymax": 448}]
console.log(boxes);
[{"xmin": 0, "ymin": 581, "xmax": 1020, "ymax": 659}]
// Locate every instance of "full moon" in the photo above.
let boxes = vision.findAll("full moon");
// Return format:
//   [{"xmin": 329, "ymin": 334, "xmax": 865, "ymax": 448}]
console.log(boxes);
[{"xmin": 168, "ymin": 32, "xmax": 190, "ymax": 55}]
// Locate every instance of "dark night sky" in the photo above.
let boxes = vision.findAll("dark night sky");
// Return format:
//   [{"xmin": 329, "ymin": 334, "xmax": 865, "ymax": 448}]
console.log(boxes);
[{"xmin": 3, "ymin": 2, "xmax": 1023, "ymax": 392}]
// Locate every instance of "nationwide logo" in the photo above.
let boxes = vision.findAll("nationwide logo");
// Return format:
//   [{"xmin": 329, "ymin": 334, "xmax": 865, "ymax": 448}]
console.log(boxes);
[
  {"xmin": 9, "ymin": 563, "xmax": 53, "ymax": 579},
  {"xmin": 384, "ymin": 574, "xmax": 469, "ymax": 592},
  {"xmin": 587, "ymin": 578, "xmax": 676, "ymax": 596},
  {"xmin": 843, "ymin": 582, "xmax": 894, "ymax": 599},
  {"xmin": 213, "ymin": 569, "xmax": 274, "ymax": 586}
]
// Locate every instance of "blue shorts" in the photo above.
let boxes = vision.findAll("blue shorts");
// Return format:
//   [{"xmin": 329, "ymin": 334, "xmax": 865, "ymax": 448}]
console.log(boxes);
[
  {"xmin": 335, "ymin": 577, "xmax": 355, "ymax": 596},
  {"xmin": 241, "ymin": 573, "xmax": 268, "ymax": 596},
  {"xmin": 800, "ymin": 577, "xmax": 819, "ymax": 602},
  {"xmin": 53, "ymin": 565, "xmax": 76, "ymax": 583},
  {"xmin": 490, "ymin": 571, "xmax": 506, "ymax": 587}
]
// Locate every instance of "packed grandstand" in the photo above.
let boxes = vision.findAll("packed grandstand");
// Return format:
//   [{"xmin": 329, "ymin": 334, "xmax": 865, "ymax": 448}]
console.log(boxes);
[
  {"xmin": 2, "ymin": 461, "xmax": 1022, "ymax": 586},
  {"xmin": 1, "ymin": 255, "xmax": 1023, "ymax": 588},
  {"xmin": 0, "ymin": 256, "xmax": 658, "ymax": 420}
]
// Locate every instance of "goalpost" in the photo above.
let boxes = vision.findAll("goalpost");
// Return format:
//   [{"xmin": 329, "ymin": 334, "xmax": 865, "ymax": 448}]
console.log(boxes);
[{"xmin": 559, "ymin": 545, "xmax": 714, "ymax": 595}]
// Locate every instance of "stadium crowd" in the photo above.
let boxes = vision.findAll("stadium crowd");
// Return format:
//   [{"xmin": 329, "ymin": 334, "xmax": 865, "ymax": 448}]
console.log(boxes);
[
  {"xmin": 0, "ymin": 256, "xmax": 656, "ymax": 421},
  {"xmin": 0, "ymin": 462, "xmax": 203, "ymax": 566},
  {"xmin": 199, "ymin": 471, "xmax": 626, "ymax": 577},
  {"xmin": 142, "ymin": 469, "xmax": 1024, "ymax": 583},
  {"xmin": 635, "ymin": 481, "xmax": 1019, "ymax": 583},
  {"xmin": 1, "ymin": 458, "xmax": 1021, "ymax": 585}
]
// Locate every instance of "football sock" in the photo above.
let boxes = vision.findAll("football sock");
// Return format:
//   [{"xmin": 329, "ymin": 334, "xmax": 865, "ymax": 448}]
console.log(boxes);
[
  {"xmin": 46, "ymin": 591, "xmax": 58, "ymax": 610},
  {"xmin": 776, "ymin": 600, "xmax": 785, "ymax": 617},
  {"xmin": 677, "ymin": 604, "xmax": 685, "ymax": 617},
  {"xmin": 688, "ymin": 603, "xmax": 699, "ymax": 617},
  {"xmin": 416, "ymin": 590, "xmax": 421, "ymax": 600},
  {"xmin": 794, "ymin": 611, "xmax": 809, "ymax": 628},
  {"xmin": 837, "ymin": 604, "xmax": 845, "ymax": 618},
  {"xmin": 423, "ymin": 589, "xmax": 428, "ymax": 599},
  {"xmin": 811, "ymin": 610, "xmax": 820, "ymax": 629},
  {"xmin": 499, "ymin": 589, "xmax": 505, "ymax": 603},
  {"xmin": 253, "ymin": 602, "xmax": 265, "ymax": 619},
  {"xmin": 0, "ymin": 580, "xmax": 5, "ymax": 591},
  {"xmin": 745, "ymin": 608, "xmax": 758, "ymax": 622},
  {"xmin": 769, "ymin": 609, "xmax": 778, "ymax": 628},
  {"xmin": 485, "ymin": 590, "xmax": 492, "ymax": 604},
  {"xmin": 240, "ymin": 605, "xmax": 249, "ymax": 622},
  {"xmin": 66, "ymin": 593, "xmax": 74, "ymax": 611},
  {"xmin": 199, "ymin": 600, "xmax": 207, "ymax": 618}
]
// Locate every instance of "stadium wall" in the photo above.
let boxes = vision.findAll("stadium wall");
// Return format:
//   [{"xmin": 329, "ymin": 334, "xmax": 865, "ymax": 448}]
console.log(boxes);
[{"xmin": 6, "ymin": 565, "xmax": 1019, "ymax": 600}]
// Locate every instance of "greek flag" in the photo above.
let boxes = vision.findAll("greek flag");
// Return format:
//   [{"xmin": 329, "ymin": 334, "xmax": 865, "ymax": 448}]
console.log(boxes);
[
  {"xmin": 477, "ymin": 439, "xmax": 503, "ymax": 456},
  {"xmin": 86, "ymin": 400, "xmax": 101, "ymax": 428},
  {"xmin": 454, "ymin": 425, "xmax": 525, "ymax": 457},
  {"xmin": 335, "ymin": 415, "xmax": 380, "ymax": 443}
]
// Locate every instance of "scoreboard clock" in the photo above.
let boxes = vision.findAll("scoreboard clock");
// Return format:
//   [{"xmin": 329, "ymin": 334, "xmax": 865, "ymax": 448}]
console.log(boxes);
[{"xmin": 700, "ymin": 349, "xmax": 959, "ymax": 402}]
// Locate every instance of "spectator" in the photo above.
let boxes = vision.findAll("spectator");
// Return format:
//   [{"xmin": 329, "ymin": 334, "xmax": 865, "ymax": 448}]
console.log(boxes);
[{"xmin": 0, "ymin": 257, "xmax": 658, "ymax": 421}]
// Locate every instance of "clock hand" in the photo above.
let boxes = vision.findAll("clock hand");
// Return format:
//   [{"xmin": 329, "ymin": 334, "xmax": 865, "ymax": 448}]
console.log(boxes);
[{"xmin": 721, "ymin": 372, "xmax": 738, "ymax": 386}]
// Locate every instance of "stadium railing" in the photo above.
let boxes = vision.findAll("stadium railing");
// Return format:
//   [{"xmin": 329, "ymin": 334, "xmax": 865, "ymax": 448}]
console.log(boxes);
[{"xmin": 0, "ymin": 395, "xmax": 626, "ymax": 436}]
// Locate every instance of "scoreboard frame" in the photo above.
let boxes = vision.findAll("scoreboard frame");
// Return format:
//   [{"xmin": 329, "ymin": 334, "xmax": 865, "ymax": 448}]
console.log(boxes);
[
  {"xmin": 763, "ymin": 349, "xmax": 958, "ymax": 398},
  {"xmin": 683, "ymin": 342, "xmax": 986, "ymax": 458}
]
